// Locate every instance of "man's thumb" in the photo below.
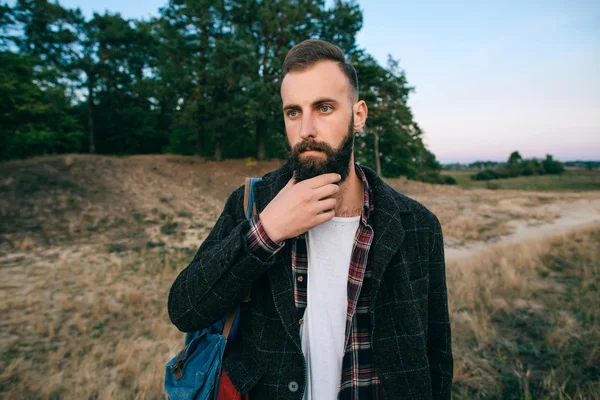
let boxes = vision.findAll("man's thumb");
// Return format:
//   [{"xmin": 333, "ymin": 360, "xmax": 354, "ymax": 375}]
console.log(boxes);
[{"xmin": 284, "ymin": 177, "xmax": 295, "ymax": 189}]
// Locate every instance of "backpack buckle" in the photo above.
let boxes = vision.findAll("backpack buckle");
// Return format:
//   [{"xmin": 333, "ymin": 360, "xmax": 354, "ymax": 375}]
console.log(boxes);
[
  {"xmin": 172, "ymin": 346, "xmax": 187, "ymax": 381},
  {"xmin": 172, "ymin": 362, "xmax": 183, "ymax": 380}
]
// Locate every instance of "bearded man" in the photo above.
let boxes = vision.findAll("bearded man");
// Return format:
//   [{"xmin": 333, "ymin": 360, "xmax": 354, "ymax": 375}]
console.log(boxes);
[{"xmin": 168, "ymin": 39, "xmax": 453, "ymax": 400}]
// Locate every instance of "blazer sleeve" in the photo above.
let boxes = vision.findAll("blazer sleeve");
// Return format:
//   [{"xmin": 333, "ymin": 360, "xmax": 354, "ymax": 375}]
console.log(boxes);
[
  {"xmin": 167, "ymin": 185, "xmax": 282, "ymax": 332},
  {"xmin": 245, "ymin": 213, "xmax": 286, "ymax": 262},
  {"xmin": 427, "ymin": 214, "xmax": 454, "ymax": 399}
]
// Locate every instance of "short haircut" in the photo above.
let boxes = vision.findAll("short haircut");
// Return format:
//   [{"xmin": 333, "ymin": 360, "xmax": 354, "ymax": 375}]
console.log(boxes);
[{"xmin": 281, "ymin": 40, "xmax": 359, "ymax": 102}]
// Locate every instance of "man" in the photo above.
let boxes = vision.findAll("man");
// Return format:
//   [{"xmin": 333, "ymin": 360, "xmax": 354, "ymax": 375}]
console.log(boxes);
[{"xmin": 168, "ymin": 40, "xmax": 453, "ymax": 400}]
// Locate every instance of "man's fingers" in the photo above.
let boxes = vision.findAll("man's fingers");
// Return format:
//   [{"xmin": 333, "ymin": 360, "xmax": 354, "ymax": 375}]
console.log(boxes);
[
  {"xmin": 315, "ymin": 209, "xmax": 335, "ymax": 224},
  {"xmin": 316, "ymin": 197, "xmax": 336, "ymax": 213},
  {"xmin": 284, "ymin": 177, "xmax": 296, "ymax": 189},
  {"xmin": 305, "ymin": 173, "xmax": 341, "ymax": 189},
  {"xmin": 312, "ymin": 183, "xmax": 340, "ymax": 200}
]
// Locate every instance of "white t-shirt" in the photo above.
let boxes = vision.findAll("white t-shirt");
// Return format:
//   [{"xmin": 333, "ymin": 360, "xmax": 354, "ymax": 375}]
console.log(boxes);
[{"xmin": 300, "ymin": 215, "xmax": 361, "ymax": 400}]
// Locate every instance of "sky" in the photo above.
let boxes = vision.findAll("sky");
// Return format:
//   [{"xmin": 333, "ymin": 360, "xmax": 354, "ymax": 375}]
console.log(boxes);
[{"xmin": 56, "ymin": 0, "xmax": 600, "ymax": 163}]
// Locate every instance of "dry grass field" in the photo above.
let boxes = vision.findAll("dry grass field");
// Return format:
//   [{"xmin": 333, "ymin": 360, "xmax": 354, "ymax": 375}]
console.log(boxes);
[
  {"xmin": 450, "ymin": 227, "xmax": 600, "ymax": 399},
  {"xmin": 442, "ymin": 168, "xmax": 600, "ymax": 192},
  {"xmin": 1, "ymin": 155, "xmax": 599, "ymax": 399}
]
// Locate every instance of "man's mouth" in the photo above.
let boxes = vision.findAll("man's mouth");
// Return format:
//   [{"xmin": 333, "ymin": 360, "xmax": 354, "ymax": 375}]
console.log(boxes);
[{"xmin": 301, "ymin": 150, "xmax": 323, "ymax": 156}]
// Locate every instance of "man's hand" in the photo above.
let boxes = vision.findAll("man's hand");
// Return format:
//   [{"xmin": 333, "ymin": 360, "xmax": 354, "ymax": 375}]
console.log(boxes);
[{"xmin": 259, "ymin": 173, "xmax": 341, "ymax": 242}]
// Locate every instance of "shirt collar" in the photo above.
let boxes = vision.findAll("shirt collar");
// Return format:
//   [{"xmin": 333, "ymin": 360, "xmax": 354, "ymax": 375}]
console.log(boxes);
[{"xmin": 354, "ymin": 163, "xmax": 374, "ymax": 227}]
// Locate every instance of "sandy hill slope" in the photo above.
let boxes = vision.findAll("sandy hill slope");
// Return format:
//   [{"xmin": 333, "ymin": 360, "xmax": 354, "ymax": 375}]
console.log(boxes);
[
  {"xmin": 0, "ymin": 155, "xmax": 282, "ymax": 251},
  {"xmin": 1, "ymin": 154, "xmax": 598, "ymax": 255}
]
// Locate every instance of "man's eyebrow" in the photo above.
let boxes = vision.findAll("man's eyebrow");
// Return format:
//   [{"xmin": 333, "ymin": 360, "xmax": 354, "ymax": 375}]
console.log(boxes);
[{"xmin": 282, "ymin": 98, "xmax": 339, "ymax": 111}]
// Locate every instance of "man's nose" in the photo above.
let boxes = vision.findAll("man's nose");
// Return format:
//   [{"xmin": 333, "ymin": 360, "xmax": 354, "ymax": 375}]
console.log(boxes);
[{"xmin": 299, "ymin": 114, "xmax": 317, "ymax": 140}]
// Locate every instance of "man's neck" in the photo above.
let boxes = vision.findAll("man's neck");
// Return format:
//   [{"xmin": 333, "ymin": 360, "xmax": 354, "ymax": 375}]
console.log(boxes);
[{"xmin": 333, "ymin": 162, "xmax": 363, "ymax": 218}]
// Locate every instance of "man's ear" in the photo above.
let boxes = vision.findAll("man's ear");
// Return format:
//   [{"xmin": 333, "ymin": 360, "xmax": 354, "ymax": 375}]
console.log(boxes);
[{"xmin": 353, "ymin": 100, "xmax": 368, "ymax": 131}]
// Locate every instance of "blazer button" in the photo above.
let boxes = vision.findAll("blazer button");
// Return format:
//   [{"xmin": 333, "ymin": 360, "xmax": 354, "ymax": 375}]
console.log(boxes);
[{"xmin": 288, "ymin": 381, "xmax": 299, "ymax": 392}]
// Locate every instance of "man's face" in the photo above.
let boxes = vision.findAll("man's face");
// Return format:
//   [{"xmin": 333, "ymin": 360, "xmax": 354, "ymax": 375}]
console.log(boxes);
[{"xmin": 281, "ymin": 60, "xmax": 357, "ymax": 182}]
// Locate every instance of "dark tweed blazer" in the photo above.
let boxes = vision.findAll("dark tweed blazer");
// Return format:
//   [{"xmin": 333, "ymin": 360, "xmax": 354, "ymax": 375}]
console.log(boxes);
[{"xmin": 168, "ymin": 161, "xmax": 453, "ymax": 399}]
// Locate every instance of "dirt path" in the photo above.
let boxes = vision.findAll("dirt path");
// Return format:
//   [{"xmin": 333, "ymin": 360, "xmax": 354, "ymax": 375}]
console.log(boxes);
[{"xmin": 445, "ymin": 198, "xmax": 600, "ymax": 260}]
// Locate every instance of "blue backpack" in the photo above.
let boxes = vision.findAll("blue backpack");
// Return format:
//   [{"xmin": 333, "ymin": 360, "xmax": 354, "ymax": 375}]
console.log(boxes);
[{"xmin": 164, "ymin": 177, "xmax": 262, "ymax": 400}]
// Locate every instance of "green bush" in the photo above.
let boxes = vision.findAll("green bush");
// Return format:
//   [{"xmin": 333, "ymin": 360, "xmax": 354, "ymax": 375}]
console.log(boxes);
[
  {"xmin": 542, "ymin": 155, "xmax": 565, "ymax": 175},
  {"xmin": 443, "ymin": 175, "xmax": 457, "ymax": 185},
  {"xmin": 471, "ymin": 169, "xmax": 499, "ymax": 181},
  {"xmin": 417, "ymin": 171, "xmax": 445, "ymax": 184}
]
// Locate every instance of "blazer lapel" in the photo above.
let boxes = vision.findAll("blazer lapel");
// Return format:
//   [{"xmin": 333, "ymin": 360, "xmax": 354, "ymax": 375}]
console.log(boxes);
[
  {"xmin": 252, "ymin": 162, "xmax": 302, "ymax": 348},
  {"xmin": 360, "ymin": 167, "xmax": 411, "ymax": 309},
  {"xmin": 251, "ymin": 163, "xmax": 413, "ymax": 348}
]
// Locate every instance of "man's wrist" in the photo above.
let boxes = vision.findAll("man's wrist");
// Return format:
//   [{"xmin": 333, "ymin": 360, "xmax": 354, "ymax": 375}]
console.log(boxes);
[
  {"xmin": 259, "ymin": 212, "xmax": 284, "ymax": 243},
  {"xmin": 245, "ymin": 214, "xmax": 285, "ymax": 260}
]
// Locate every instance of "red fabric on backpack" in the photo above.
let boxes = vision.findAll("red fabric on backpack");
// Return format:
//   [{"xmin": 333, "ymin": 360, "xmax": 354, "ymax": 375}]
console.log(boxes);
[{"xmin": 217, "ymin": 369, "xmax": 250, "ymax": 400}]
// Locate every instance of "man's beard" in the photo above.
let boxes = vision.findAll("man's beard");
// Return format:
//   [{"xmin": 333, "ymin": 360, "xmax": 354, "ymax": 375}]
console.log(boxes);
[{"xmin": 286, "ymin": 115, "xmax": 355, "ymax": 183}]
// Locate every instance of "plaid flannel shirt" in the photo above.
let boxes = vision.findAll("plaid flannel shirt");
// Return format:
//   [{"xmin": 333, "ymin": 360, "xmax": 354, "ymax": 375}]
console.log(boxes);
[{"xmin": 246, "ymin": 163, "xmax": 384, "ymax": 399}]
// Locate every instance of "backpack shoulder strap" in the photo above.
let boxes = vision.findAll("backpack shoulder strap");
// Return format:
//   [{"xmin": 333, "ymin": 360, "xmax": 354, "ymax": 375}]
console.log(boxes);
[
  {"xmin": 223, "ymin": 177, "xmax": 261, "ymax": 339},
  {"xmin": 243, "ymin": 177, "xmax": 263, "ymax": 220}
]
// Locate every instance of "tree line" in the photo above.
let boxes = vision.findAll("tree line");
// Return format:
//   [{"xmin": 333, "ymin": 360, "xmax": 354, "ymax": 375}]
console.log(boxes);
[
  {"xmin": 471, "ymin": 151, "xmax": 565, "ymax": 181},
  {"xmin": 0, "ymin": 0, "xmax": 444, "ymax": 180}
]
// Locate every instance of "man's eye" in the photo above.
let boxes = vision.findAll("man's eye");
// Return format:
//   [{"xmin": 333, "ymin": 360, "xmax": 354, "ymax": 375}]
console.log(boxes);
[
  {"xmin": 288, "ymin": 110, "xmax": 298, "ymax": 117},
  {"xmin": 320, "ymin": 105, "xmax": 332, "ymax": 113}
]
